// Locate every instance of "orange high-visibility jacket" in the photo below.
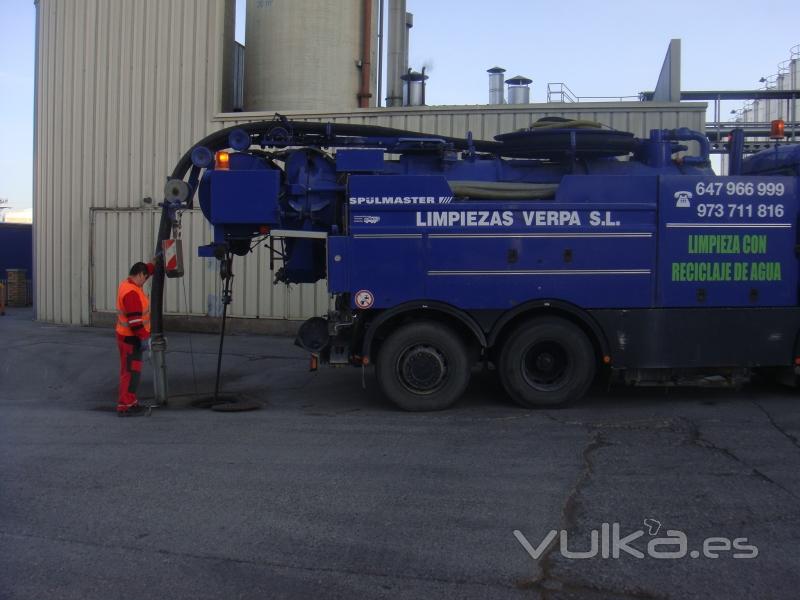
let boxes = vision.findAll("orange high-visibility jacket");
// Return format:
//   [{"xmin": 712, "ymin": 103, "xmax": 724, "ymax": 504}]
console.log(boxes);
[{"xmin": 116, "ymin": 279, "xmax": 151, "ymax": 338}]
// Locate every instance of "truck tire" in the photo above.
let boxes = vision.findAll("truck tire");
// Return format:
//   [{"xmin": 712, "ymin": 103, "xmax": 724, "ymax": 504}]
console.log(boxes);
[
  {"xmin": 498, "ymin": 317, "xmax": 595, "ymax": 408},
  {"xmin": 376, "ymin": 321, "xmax": 470, "ymax": 411}
]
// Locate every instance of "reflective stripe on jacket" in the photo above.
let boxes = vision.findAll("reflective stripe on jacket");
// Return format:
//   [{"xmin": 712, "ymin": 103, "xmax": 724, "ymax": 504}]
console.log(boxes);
[{"xmin": 116, "ymin": 279, "xmax": 151, "ymax": 337}]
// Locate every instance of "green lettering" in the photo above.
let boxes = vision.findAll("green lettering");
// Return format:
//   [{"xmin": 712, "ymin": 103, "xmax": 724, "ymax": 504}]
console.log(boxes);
[
  {"xmin": 742, "ymin": 235, "xmax": 767, "ymax": 255},
  {"xmin": 672, "ymin": 262, "xmax": 681, "ymax": 281},
  {"xmin": 749, "ymin": 262, "xmax": 781, "ymax": 281},
  {"xmin": 734, "ymin": 262, "xmax": 747, "ymax": 281}
]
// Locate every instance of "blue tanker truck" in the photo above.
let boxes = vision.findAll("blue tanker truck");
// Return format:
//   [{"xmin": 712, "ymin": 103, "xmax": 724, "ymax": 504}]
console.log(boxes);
[{"xmin": 149, "ymin": 117, "xmax": 800, "ymax": 411}]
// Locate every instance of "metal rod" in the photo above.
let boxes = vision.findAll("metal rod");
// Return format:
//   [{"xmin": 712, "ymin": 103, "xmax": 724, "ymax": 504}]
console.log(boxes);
[{"xmin": 150, "ymin": 202, "xmax": 172, "ymax": 406}]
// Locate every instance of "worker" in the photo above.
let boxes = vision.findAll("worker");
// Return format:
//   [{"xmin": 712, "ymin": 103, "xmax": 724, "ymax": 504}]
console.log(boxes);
[{"xmin": 116, "ymin": 261, "xmax": 155, "ymax": 416}]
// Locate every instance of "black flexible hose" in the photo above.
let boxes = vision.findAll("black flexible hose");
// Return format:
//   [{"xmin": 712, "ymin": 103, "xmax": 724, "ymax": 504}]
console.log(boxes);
[
  {"xmin": 214, "ymin": 266, "xmax": 232, "ymax": 402},
  {"xmin": 168, "ymin": 118, "xmax": 504, "ymax": 180}
]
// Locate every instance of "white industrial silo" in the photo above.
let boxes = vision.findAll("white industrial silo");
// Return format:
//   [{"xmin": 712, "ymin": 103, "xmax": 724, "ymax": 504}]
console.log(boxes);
[
  {"xmin": 740, "ymin": 101, "xmax": 751, "ymax": 124},
  {"xmin": 244, "ymin": 0, "xmax": 379, "ymax": 112},
  {"xmin": 759, "ymin": 74, "xmax": 778, "ymax": 123}
]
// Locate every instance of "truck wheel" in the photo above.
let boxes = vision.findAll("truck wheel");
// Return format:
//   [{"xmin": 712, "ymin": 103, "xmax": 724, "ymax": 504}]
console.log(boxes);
[
  {"xmin": 498, "ymin": 317, "xmax": 595, "ymax": 408},
  {"xmin": 376, "ymin": 321, "xmax": 470, "ymax": 411}
]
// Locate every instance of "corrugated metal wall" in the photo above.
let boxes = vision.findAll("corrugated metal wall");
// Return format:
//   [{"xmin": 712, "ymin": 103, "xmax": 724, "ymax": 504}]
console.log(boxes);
[
  {"xmin": 34, "ymin": 0, "xmax": 231, "ymax": 325},
  {"xmin": 91, "ymin": 209, "xmax": 329, "ymax": 320},
  {"xmin": 34, "ymin": 0, "xmax": 707, "ymax": 326}
]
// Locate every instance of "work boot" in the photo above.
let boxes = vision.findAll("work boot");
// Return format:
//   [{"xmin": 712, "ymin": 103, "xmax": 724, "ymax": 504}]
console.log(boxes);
[{"xmin": 117, "ymin": 404, "xmax": 148, "ymax": 417}]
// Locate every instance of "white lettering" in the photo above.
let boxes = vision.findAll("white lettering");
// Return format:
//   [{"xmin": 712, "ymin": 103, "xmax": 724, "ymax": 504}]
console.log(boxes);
[
  {"xmin": 414, "ymin": 210, "xmax": 515, "ymax": 228},
  {"xmin": 647, "ymin": 530, "xmax": 688, "ymax": 559},
  {"xmin": 561, "ymin": 530, "xmax": 600, "ymax": 559},
  {"xmin": 349, "ymin": 196, "xmax": 445, "ymax": 206},
  {"xmin": 612, "ymin": 523, "xmax": 645, "ymax": 558},
  {"xmin": 513, "ymin": 530, "xmax": 557, "ymax": 560}
]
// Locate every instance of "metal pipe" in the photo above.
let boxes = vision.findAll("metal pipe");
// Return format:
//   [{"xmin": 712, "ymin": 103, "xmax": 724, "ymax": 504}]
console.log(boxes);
[
  {"xmin": 149, "ymin": 203, "xmax": 172, "ymax": 406},
  {"xmin": 376, "ymin": 0, "xmax": 384, "ymax": 107},
  {"xmin": 421, "ymin": 65, "xmax": 426, "ymax": 106},
  {"xmin": 403, "ymin": 11, "xmax": 412, "ymax": 77},
  {"xmin": 664, "ymin": 127, "xmax": 711, "ymax": 166},
  {"xmin": 727, "ymin": 128, "xmax": 744, "ymax": 175},
  {"xmin": 401, "ymin": 68, "xmax": 427, "ymax": 106},
  {"xmin": 386, "ymin": 0, "xmax": 405, "ymax": 107},
  {"xmin": 358, "ymin": 0, "xmax": 373, "ymax": 108},
  {"xmin": 488, "ymin": 67, "xmax": 505, "ymax": 104}
]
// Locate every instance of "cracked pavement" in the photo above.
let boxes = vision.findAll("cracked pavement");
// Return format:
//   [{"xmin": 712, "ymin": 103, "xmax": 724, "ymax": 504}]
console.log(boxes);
[{"xmin": 2, "ymin": 308, "xmax": 800, "ymax": 599}]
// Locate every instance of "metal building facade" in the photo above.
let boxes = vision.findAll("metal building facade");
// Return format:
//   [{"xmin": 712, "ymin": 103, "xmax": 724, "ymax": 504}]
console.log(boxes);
[
  {"xmin": 34, "ymin": 0, "xmax": 234, "ymax": 325},
  {"xmin": 34, "ymin": 0, "xmax": 707, "ymax": 326}
]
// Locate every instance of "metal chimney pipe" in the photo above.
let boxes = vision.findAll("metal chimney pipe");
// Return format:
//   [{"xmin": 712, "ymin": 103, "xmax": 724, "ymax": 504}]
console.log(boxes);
[
  {"xmin": 403, "ymin": 12, "xmax": 413, "ymax": 77},
  {"xmin": 488, "ymin": 66, "xmax": 506, "ymax": 104},
  {"xmin": 506, "ymin": 75, "xmax": 532, "ymax": 105},
  {"xmin": 386, "ymin": 0, "xmax": 406, "ymax": 107},
  {"xmin": 376, "ymin": 0, "xmax": 384, "ymax": 107},
  {"xmin": 401, "ymin": 67, "xmax": 428, "ymax": 106}
]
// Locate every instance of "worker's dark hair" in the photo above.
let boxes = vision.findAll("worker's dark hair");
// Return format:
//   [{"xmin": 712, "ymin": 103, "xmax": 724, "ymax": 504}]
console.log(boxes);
[{"xmin": 129, "ymin": 262, "xmax": 150, "ymax": 277}]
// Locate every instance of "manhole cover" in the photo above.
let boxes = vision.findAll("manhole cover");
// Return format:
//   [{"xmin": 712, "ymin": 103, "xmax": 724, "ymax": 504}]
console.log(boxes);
[
  {"xmin": 190, "ymin": 395, "xmax": 260, "ymax": 412},
  {"xmin": 211, "ymin": 400, "xmax": 262, "ymax": 412}
]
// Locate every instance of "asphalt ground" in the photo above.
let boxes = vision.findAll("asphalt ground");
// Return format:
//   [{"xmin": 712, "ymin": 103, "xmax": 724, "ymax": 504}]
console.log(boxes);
[{"xmin": 2, "ymin": 307, "xmax": 800, "ymax": 599}]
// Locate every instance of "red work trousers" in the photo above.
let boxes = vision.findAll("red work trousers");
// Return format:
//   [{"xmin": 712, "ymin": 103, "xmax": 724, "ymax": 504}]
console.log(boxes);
[{"xmin": 117, "ymin": 334, "xmax": 143, "ymax": 412}]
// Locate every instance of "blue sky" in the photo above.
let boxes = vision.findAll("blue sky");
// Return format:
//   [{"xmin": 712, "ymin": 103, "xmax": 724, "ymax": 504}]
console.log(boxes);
[{"xmin": 2, "ymin": 0, "xmax": 799, "ymax": 212}]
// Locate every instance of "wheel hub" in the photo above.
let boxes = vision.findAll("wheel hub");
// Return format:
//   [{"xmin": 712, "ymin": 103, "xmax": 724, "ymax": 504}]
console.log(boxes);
[
  {"xmin": 523, "ymin": 341, "xmax": 569, "ymax": 390},
  {"xmin": 398, "ymin": 345, "xmax": 447, "ymax": 393},
  {"xmin": 536, "ymin": 352, "xmax": 556, "ymax": 372}
]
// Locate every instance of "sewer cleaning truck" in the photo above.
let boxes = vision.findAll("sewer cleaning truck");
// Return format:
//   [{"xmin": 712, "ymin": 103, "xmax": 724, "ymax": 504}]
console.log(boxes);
[{"xmin": 149, "ymin": 116, "xmax": 800, "ymax": 410}]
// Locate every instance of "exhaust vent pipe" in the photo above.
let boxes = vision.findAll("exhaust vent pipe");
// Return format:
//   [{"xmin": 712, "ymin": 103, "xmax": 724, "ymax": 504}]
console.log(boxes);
[
  {"xmin": 401, "ymin": 67, "xmax": 428, "ymax": 106},
  {"xmin": 487, "ymin": 66, "xmax": 506, "ymax": 104},
  {"xmin": 506, "ymin": 75, "xmax": 532, "ymax": 105}
]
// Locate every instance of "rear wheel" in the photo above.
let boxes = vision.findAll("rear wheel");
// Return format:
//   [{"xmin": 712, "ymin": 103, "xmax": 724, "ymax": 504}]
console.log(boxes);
[
  {"xmin": 498, "ymin": 317, "xmax": 596, "ymax": 408},
  {"xmin": 376, "ymin": 321, "xmax": 470, "ymax": 411}
]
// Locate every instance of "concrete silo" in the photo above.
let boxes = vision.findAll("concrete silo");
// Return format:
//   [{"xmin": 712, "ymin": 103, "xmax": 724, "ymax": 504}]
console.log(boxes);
[{"xmin": 244, "ymin": 0, "xmax": 379, "ymax": 111}]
